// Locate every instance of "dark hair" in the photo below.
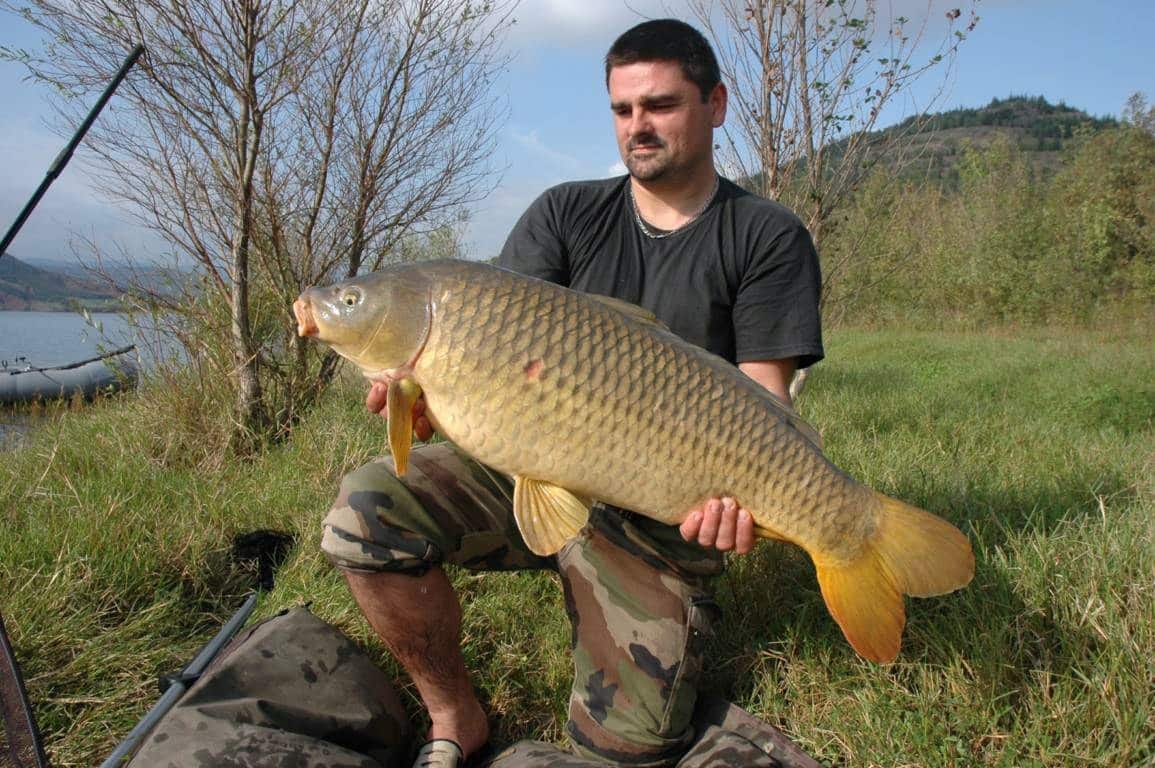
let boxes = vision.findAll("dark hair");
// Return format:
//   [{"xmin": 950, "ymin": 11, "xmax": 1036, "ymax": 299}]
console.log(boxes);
[{"xmin": 604, "ymin": 18, "xmax": 721, "ymax": 102}]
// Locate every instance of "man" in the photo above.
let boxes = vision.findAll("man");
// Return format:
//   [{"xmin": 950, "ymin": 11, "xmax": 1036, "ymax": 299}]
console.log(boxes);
[{"xmin": 321, "ymin": 18, "xmax": 823, "ymax": 768}]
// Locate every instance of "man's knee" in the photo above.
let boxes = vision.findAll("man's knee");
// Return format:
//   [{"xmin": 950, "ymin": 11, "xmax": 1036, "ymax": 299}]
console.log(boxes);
[{"xmin": 320, "ymin": 458, "xmax": 443, "ymax": 574}]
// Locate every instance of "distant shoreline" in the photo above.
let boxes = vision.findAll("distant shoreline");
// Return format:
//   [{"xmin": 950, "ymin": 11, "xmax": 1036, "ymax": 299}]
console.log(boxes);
[{"xmin": 0, "ymin": 303, "xmax": 129, "ymax": 313}]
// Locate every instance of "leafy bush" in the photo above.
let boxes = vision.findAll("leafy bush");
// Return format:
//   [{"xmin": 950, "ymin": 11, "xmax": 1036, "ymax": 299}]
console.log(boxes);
[{"xmin": 825, "ymin": 127, "xmax": 1155, "ymax": 325}]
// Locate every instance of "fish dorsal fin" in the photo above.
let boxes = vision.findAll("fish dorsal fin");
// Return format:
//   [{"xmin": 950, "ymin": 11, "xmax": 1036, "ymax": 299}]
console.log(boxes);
[
  {"xmin": 386, "ymin": 378, "xmax": 424, "ymax": 475},
  {"xmin": 512, "ymin": 476, "xmax": 591, "ymax": 556},
  {"xmin": 790, "ymin": 415, "xmax": 824, "ymax": 450},
  {"xmin": 588, "ymin": 294, "xmax": 668, "ymax": 329},
  {"xmin": 779, "ymin": 400, "xmax": 824, "ymax": 450}
]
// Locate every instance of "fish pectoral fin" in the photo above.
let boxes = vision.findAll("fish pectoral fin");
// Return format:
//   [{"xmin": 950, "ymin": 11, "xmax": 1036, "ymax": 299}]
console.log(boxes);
[
  {"xmin": 386, "ymin": 378, "xmax": 423, "ymax": 476},
  {"xmin": 512, "ymin": 476, "xmax": 590, "ymax": 556}
]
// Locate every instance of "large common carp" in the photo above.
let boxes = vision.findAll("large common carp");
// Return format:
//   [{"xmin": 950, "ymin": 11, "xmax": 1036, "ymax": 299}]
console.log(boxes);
[{"xmin": 294, "ymin": 259, "xmax": 973, "ymax": 663}]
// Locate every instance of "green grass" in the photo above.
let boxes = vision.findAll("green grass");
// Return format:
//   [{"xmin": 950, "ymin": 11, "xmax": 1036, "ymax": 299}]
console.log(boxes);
[{"xmin": 2, "ymin": 326, "xmax": 1152, "ymax": 767}]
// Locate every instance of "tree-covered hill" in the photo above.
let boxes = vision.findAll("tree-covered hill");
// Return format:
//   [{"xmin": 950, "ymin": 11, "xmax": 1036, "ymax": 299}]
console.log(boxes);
[
  {"xmin": 0, "ymin": 254, "xmax": 123, "ymax": 310},
  {"xmin": 900, "ymin": 95, "xmax": 1116, "ymax": 147},
  {"xmin": 865, "ymin": 95, "xmax": 1119, "ymax": 183}
]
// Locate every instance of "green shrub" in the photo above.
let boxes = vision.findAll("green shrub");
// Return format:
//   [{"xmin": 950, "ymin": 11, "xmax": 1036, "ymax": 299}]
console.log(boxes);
[{"xmin": 824, "ymin": 129, "xmax": 1155, "ymax": 326}]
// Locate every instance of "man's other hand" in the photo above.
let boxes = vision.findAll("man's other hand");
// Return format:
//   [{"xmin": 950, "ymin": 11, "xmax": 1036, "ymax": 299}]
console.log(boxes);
[
  {"xmin": 680, "ymin": 497, "xmax": 755, "ymax": 555},
  {"xmin": 366, "ymin": 381, "xmax": 434, "ymax": 441}
]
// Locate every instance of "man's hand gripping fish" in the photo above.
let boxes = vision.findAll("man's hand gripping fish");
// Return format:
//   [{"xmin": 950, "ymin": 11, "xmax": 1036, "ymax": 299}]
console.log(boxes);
[{"xmin": 293, "ymin": 259, "xmax": 974, "ymax": 663}]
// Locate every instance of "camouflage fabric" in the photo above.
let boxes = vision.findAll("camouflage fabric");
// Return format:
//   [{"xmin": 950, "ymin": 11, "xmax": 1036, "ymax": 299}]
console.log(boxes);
[
  {"xmin": 321, "ymin": 443, "xmax": 727, "ymax": 765},
  {"xmin": 125, "ymin": 607, "xmax": 413, "ymax": 768},
  {"xmin": 489, "ymin": 728, "xmax": 780, "ymax": 768},
  {"xmin": 481, "ymin": 695, "xmax": 805, "ymax": 767},
  {"xmin": 121, "ymin": 606, "xmax": 819, "ymax": 768},
  {"xmin": 323, "ymin": 443, "xmax": 551, "ymax": 575}
]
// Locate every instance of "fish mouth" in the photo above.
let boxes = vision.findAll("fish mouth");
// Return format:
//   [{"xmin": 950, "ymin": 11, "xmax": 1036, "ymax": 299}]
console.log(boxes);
[{"xmin": 293, "ymin": 296, "xmax": 319, "ymax": 337}]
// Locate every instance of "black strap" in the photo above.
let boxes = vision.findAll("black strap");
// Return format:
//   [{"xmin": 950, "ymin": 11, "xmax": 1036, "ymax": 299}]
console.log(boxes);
[{"xmin": 0, "ymin": 612, "xmax": 49, "ymax": 768}]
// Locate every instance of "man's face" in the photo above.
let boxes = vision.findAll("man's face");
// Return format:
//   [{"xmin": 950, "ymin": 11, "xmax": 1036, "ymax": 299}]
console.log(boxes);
[{"xmin": 608, "ymin": 60, "xmax": 726, "ymax": 183}]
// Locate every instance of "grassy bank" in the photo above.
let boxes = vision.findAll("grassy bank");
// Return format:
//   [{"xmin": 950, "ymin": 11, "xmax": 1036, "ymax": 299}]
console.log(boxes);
[{"xmin": 2, "ymin": 326, "xmax": 1152, "ymax": 766}]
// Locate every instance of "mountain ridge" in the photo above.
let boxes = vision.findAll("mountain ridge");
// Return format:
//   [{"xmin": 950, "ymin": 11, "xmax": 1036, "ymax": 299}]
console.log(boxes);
[{"xmin": 852, "ymin": 94, "xmax": 1120, "ymax": 182}]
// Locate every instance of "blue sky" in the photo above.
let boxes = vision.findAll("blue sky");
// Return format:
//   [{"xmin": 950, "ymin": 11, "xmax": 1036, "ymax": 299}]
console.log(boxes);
[{"xmin": 1, "ymin": 0, "xmax": 1152, "ymax": 265}]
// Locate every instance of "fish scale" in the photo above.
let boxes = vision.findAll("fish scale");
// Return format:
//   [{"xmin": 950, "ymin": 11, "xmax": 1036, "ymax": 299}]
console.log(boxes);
[
  {"xmin": 295, "ymin": 259, "xmax": 975, "ymax": 662},
  {"xmin": 414, "ymin": 263, "xmax": 859, "ymax": 553}
]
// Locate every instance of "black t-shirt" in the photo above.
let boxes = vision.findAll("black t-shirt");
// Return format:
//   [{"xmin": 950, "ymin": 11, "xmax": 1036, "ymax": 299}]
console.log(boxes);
[{"xmin": 497, "ymin": 175, "xmax": 824, "ymax": 368}]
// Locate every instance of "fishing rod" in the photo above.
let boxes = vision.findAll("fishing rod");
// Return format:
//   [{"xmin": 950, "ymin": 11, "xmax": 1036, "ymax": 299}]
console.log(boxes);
[
  {"xmin": 1, "ymin": 45, "xmax": 143, "ymax": 753},
  {"xmin": 2, "ymin": 345, "xmax": 136, "ymax": 375},
  {"xmin": 1, "ymin": 530, "xmax": 291, "ymax": 768},
  {"xmin": 0, "ymin": 43, "xmax": 145, "ymax": 261},
  {"xmin": 0, "ymin": 613, "xmax": 49, "ymax": 768}
]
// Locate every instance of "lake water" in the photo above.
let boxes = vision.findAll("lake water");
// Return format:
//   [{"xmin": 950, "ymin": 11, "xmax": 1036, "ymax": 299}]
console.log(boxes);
[
  {"xmin": 0, "ymin": 311, "xmax": 137, "ymax": 369},
  {"xmin": 0, "ymin": 311, "xmax": 142, "ymax": 447}
]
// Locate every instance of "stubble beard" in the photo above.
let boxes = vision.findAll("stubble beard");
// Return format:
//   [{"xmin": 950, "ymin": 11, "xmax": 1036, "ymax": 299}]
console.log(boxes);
[
  {"xmin": 624, "ymin": 135, "xmax": 707, "ymax": 185},
  {"xmin": 624, "ymin": 132, "xmax": 673, "ymax": 182},
  {"xmin": 625, "ymin": 154, "xmax": 668, "ymax": 182}
]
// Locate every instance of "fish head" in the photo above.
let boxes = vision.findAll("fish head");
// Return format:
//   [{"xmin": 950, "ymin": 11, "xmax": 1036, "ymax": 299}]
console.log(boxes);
[{"xmin": 293, "ymin": 270, "xmax": 431, "ymax": 378}]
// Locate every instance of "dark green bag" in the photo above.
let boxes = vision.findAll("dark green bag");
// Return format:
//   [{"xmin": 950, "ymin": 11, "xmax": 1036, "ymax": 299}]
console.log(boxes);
[
  {"xmin": 126, "ymin": 607, "xmax": 413, "ymax": 768},
  {"xmin": 126, "ymin": 607, "xmax": 818, "ymax": 768}
]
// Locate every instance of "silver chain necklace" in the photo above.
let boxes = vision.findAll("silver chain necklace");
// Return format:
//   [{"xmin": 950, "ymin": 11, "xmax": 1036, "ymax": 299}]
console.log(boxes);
[{"xmin": 628, "ymin": 175, "xmax": 720, "ymax": 239}]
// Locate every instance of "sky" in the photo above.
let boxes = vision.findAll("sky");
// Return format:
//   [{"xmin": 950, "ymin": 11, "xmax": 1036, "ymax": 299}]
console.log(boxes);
[{"xmin": 1, "ymin": 0, "xmax": 1152, "ymax": 266}]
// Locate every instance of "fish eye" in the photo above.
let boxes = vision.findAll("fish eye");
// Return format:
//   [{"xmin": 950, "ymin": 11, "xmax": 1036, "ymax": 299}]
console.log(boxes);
[{"xmin": 340, "ymin": 288, "xmax": 362, "ymax": 308}]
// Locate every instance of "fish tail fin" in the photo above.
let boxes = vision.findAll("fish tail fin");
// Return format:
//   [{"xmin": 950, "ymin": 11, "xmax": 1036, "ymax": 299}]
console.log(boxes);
[{"xmin": 814, "ymin": 493, "xmax": 974, "ymax": 663}]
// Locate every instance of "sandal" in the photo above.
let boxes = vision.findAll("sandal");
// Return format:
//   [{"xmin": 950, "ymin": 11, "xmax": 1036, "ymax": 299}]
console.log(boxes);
[{"xmin": 413, "ymin": 739, "xmax": 464, "ymax": 768}]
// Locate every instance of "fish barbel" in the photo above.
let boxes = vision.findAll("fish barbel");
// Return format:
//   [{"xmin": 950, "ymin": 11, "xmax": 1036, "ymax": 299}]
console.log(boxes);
[{"xmin": 293, "ymin": 259, "xmax": 974, "ymax": 662}]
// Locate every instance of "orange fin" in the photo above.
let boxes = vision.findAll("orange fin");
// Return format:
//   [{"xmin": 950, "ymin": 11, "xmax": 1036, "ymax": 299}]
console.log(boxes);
[
  {"xmin": 512, "ymin": 476, "xmax": 590, "ymax": 556},
  {"xmin": 815, "ymin": 547, "xmax": 905, "ymax": 663},
  {"xmin": 815, "ymin": 492, "xmax": 974, "ymax": 663},
  {"xmin": 386, "ymin": 378, "xmax": 423, "ymax": 476}
]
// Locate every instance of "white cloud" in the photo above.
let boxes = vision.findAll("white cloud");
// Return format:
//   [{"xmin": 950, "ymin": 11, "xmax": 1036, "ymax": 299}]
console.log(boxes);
[
  {"xmin": 607, "ymin": 160, "xmax": 627, "ymax": 175},
  {"xmin": 506, "ymin": 0, "xmax": 696, "ymax": 48},
  {"xmin": 508, "ymin": 128, "xmax": 584, "ymax": 172}
]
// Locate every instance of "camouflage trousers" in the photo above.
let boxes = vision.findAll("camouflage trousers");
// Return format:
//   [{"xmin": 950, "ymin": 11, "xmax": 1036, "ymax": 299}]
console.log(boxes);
[{"xmin": 322, "ymin": 442, "xmax": 728, "ymax": 766}]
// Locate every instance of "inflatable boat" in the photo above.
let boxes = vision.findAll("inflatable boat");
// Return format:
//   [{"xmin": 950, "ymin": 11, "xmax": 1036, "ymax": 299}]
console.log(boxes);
[{"xmin": 0, "ymin": 345, "xmax": 139, "ymax": 404}]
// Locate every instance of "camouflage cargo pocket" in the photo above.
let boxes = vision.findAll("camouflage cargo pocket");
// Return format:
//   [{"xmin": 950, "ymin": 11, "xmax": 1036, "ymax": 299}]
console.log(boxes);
[
  {"xmin": 560, "ymin": 524, "xmax": 722, "ymax": 767},
  {"xmin": 660, "ymin": 595, "xmax": 721, "ymax": 738}
]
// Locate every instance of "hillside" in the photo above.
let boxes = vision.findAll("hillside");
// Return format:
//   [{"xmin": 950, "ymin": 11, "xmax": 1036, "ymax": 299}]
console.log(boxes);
[
  {"xmin": 899, "ymin": 94, "xmax": 1116, "ymax": 146},
  {"xmin": 0, "ymin": 254, "xmax": 124, "ymax": 311},
  {"xmin": 864, "ymin": 95, "xmax": 1119, "ymax": 183}
]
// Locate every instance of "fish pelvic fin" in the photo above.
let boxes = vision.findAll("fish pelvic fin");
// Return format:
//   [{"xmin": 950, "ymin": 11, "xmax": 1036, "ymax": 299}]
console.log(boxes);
[
  {"xmin": 512, "ymin": 476, "xmax": 590, "ymax": 556},
  {"xmin": 814, "ymin": 493, "xmax": 974, "ymax": 663},
  {"xmin": 386, "ymin": 378, "xmax": 423, "ymax": 476}
]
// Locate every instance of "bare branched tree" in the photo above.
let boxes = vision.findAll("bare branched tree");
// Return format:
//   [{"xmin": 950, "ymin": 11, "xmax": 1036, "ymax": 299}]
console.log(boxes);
[
  {"xmin": 687, "ymin": 0, "xmax": 976, "ymax": 397},
  {"xmin": 688, "ymin": 0, "xmax": 977, "ymax": 261},
  {"xmin": 9, "ymin": 0, "xmax": 512, "ymax": 450}
]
